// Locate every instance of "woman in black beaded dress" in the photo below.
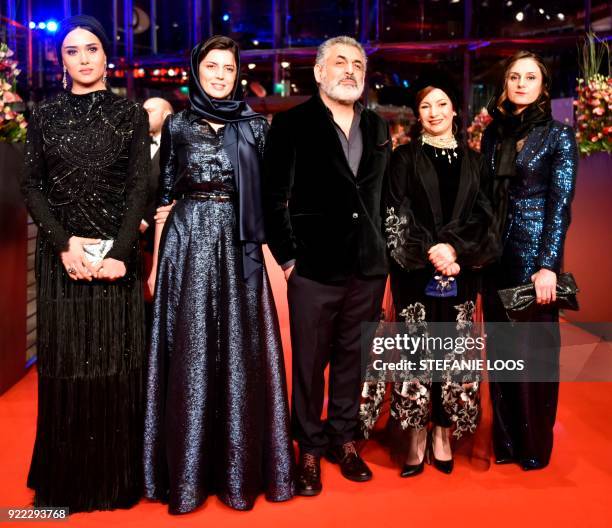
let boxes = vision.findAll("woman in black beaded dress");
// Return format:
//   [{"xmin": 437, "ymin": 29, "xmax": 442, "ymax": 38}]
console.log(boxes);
[
  {"xmin": 143, "ymin": 36, "xmax": 294, "ymax": 514},
  {"xmin": 20, "ymin": 16, "xmax": 149, "ymax": 512},
  {"xmin": 361, "ymin": 81, "xmax": 498, "ymax": 477}
]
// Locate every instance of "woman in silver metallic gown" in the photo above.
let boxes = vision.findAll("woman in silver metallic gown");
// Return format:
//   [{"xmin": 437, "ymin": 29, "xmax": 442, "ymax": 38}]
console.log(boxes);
[
  {"xmin": 143, "ymin": 36, "xmax": 294, "ymax": 513},
  {"xmin": 481, "ymin": 51, "xmax": 578, "ymax": 470}
]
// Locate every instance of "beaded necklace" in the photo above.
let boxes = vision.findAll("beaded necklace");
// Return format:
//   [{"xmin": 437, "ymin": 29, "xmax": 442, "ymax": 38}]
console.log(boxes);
[{"xmin": 421, "ymin": 133, "xmax": 458, "ymax": 163}]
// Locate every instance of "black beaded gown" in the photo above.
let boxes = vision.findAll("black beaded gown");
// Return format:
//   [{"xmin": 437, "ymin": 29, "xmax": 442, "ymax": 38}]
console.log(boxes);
[
  {"xmin": 143, "ymin": 110, "xmax": 294, "ymax": 514},
  {"xmin": 20, "ymin": 90, "xmax": 150, "ymax": 511}
]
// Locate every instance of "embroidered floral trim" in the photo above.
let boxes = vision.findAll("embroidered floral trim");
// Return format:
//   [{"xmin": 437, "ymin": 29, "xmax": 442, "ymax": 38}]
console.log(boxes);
[
  {"xmin": 385, "ymin": 207, "xmax": 408, "ymax": 264},
  {"xmin": 454, "ymin": 300, "xmax": 475, "ymax": 330},
  {"xmin": 399, "ymin": 302, "xmax": 426, "ymax": 333},
  {"xmin": 390, "ymin": 379, "xmax": 431, "ymax": 430},
  {"xmin": 399, "ymin": 302, "xmax": 426, "ymax": 324},
  {"xmin": 441, "ymin": 379, "xmax": 480, "ymax": 439},
  {"xmin": 360, "ymin": 381, "xmax": 387, "ymax": 438}
]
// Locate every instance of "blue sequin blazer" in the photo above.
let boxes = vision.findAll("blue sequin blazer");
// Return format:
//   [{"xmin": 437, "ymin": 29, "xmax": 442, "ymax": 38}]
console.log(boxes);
[{"xmin": 481, "ymin": 120, "xmax": 578, "ymax": 285}]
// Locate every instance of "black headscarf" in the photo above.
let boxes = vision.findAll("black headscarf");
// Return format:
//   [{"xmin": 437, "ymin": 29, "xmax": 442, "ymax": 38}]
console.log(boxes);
[
  {"xmin": 189, "ymin": 37, "xmax": 265, "ymax": 288},
  {"xmin": 408, "ymin": 73, "xmax": 461, "ymax": 117},
  {"xmin": 55, "ymin": 15, "xmax": 111, "ymax": 62},
  {"xmin": 488, "ymin": 98, "xmax": 552, "ymax": 179},
  {"xmin": 486, "ymin": 97, "xmax": 552, "ymax": 238}
]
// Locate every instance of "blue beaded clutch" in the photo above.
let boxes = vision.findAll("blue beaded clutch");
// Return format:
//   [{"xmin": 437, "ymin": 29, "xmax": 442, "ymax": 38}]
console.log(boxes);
[{"xmin": 424, "ymin": 274, "xmax": 457, "ymax": 298}]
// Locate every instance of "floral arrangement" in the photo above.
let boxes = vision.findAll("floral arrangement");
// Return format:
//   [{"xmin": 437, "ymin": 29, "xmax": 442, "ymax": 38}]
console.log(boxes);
[
  {"xmin": 467, "ymin": 107, "xmax": 492, "ymax": 153},
  {"xmin": 0, "ymin": 42, "xmax": 27, "ymax": 143},
  {"xmin": 574, "ymin": 33, "xmax": 611, "ymax": 156}
]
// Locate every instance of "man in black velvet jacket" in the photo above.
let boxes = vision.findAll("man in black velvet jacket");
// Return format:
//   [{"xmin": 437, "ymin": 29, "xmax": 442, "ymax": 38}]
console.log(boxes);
[{"xmin": 263, "ymin": 36, "xmax": 390, "ymax": 496}]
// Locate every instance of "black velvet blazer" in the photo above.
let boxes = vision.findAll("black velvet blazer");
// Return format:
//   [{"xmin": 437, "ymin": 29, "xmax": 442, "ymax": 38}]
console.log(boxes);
[
  {"xmin": 262, "ymin": 95, "xmax": 391, "ymax": 282},
  {"xmin": 385, "ymin": 141, "xmax": 500, "ymax": 272}
]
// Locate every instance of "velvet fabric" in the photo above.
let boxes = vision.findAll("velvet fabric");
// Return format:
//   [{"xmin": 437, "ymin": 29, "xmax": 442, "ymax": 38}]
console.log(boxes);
[{"xmin": 263, "ymin": 95, "xmax": 391, "ymax": 282}]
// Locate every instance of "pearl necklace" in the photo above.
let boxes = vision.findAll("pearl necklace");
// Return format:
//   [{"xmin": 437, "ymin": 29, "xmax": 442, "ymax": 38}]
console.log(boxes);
[{"xmin": 421, "ymin": 133, "xmax": 458, "ymax": 163}]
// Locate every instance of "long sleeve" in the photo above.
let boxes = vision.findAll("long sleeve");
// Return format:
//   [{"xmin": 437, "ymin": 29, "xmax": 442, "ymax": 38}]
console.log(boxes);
[
  {"xmin": 262, "ymin": 111, "xmax": 297, "ymax": 266},
  {"xmin": 20, "ymin": 105, "xmax": 71, "ymax": 253},
  {"xmin": 250, "ymin": 116, "xmax": 270, "ymax": 160},
  {"xmin": 157, "ymin": 115, "xmax": 178, "ymax": 207},
  {"xmin": 536, "ymin": 125, "xmax": 578, "ymax": 272},
  {"xmin": 384, "ymin": 146, "xmax": 433, "ymax": 270},
  {"xmin": 437, "ymin": 156, "xmax": 500, "ymax": 268},
  {"xmin": 105, "ymin": 106, "xmax": 151, "ymax": 262}
]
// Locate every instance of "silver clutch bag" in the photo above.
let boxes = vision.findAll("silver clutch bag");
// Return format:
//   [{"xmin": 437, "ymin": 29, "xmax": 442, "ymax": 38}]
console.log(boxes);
[{"xmin": 83, "ymin": 240, "xmax": 114, "ymax": 265}]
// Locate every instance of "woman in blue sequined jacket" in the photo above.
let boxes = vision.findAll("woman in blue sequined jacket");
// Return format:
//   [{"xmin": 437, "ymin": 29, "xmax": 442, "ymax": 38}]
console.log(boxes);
[{"xmin": 481, "ymin": 51, "xmax": 578, "ymax": 470}]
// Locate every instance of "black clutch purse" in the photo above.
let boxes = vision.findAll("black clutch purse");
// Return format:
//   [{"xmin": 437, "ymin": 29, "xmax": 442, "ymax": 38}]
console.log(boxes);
[{"xmin": 498, "ymin": 272, "xmax": 579, "ymax": 320}]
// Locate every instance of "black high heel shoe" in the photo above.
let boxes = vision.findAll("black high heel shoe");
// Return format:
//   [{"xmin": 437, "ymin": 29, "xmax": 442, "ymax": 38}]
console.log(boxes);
[
  {"xmin": 429, "ymin": 427, "xmax": 454, "ymax": 474},
  {"xmin": 400, "ymin": 429, "xmax": 427, "ymax": 478},
  {"xmin": 400, "ymin": 458, "xmax": 425, "ymax": 478}
]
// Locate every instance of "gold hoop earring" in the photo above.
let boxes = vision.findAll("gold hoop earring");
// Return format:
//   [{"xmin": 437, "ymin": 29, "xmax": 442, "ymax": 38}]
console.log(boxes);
[{"xmin": 62, "ymin": 66, "xmax": 68, "ymax": 90}]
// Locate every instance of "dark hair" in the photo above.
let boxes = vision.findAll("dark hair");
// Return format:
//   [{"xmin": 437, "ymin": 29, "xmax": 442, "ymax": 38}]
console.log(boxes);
[
  {"xmin": 198, "ymin": 35, "xmax": 240, "ymax": 68},
  {"xmin": 413, "ymin": 85, "xmax": 460, "ymax": 138},
  {"xmin": 196, "ymin": 35, "xmax": 240, "ymax": 97},
  {"xmin": 496, "ymin": 50, "xmax": 551, "ymax": 115},
  {"xmin": 414, "ymin": 85, "xmax": 438, "ymax": 111}
]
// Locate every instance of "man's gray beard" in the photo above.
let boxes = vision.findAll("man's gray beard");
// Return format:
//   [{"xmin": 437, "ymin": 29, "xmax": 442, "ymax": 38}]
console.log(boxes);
[{"xmin": 320, "ymin": 80, "xmax": 364, "ymax": 105}]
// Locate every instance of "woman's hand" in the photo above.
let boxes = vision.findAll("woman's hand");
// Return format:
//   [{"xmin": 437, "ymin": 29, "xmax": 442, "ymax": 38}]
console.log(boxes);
[
  {"xmin": 283, "ymin": 265, "xmax": 295, "ymax": 281},
  {"xmin": 531, "ymin": 268, "xmax": 557, "ymax": 304},
  {"xmin": 441, "ymin": 262, "xmax": 461, "ymax": 277},
  {"xmin": 97, "ymin": 258, "xmax": 127, "ymax": 281},
  {"xmin": 60, "ymin": 236, "xmax": 101, "ymax": 281},
  {"xmin": 148, "ymin": 206, "xmax": 171, "ymax": 298},
  {"xmin": 147, "ymin": 269, "xmax": 157, "ymax": 297},
  {"xmin": 428, "ymin": 243, "xmax": 457, "ymax": 272},
  {"xmin": 154, "ymin": 202, "xmax": 175, "ymax": 224}
]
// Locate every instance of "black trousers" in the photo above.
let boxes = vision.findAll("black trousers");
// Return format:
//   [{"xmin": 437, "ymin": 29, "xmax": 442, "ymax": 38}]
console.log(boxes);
[
  {"xmin": 483, "ymin": 266, "xmax": 560, "ymax": 466},
  {"xmin": 287, "ymin": 269, "xmax": 386, "ymax": 455}
]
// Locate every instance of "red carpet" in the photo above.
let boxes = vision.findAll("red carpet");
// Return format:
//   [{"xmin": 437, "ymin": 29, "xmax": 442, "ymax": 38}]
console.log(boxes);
[{"xmin": 1, "ymin": 248, "xmax": 610, "ymax": 527}]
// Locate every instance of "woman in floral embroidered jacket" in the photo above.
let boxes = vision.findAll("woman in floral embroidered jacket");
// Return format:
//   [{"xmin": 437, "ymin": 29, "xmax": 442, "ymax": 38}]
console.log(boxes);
[{"xmin": 361, "ymin": 80, "xmax": 498, "ymax": 477}]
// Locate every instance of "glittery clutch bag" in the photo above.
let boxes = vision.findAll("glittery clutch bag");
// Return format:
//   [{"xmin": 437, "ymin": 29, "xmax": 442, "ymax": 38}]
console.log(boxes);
[
  {"xmin": 83, "ymin": 240, "xmax": 114, "ymax": 266},
  {"xmin": 425, "ymin": 274, "xmax": 458, "ymax": 298},
  {"xmin": 498, "ymin": 272, "xmax": 579, "ymax": 318}
]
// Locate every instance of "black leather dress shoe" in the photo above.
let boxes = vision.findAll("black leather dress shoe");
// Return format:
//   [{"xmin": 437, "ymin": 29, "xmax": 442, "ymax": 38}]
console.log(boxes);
[
  {"xmin": 326, "ymin": 442, "xmax": 372, "ymax": 482},
  {"xmin": 295, "ymin": 452, "xmax": 322, "ymax": 496}
]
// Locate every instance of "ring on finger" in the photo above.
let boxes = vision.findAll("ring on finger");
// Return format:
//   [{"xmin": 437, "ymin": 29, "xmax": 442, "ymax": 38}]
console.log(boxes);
[{"xmin": 67, "ymin": 267, "xmax": 77, "ymax": 274}]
